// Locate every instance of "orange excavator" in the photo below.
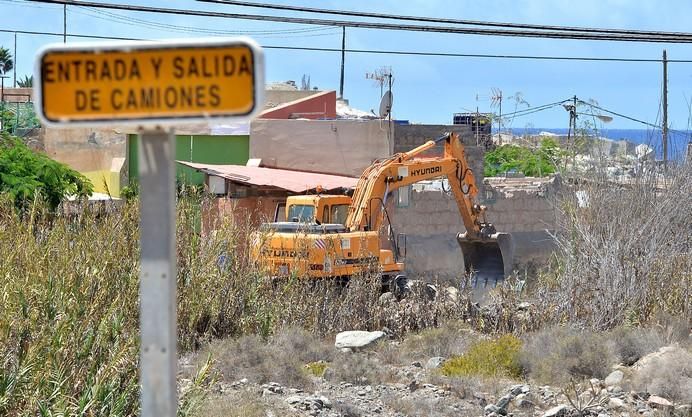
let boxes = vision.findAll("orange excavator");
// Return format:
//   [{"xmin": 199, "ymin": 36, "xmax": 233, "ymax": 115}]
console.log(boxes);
[{"xmin": 252, "ymin": 132, "xmax": 513, "ymax": 288}]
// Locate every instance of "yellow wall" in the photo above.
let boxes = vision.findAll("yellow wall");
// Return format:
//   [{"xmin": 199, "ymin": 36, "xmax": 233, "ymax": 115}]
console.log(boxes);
[{"xmin": 83, "ymin": 170, "xmax": 121, "ymax": 197}]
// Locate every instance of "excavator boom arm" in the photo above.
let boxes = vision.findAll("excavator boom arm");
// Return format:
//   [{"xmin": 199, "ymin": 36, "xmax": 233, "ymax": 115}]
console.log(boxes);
[{"xmin": 345, "ymin": 133, "xmax": 485, "ymax": 237}]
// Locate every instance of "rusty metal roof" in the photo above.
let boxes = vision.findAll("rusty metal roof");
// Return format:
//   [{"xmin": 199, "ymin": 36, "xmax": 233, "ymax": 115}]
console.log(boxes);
[{"xmin": 177, "ymin": 161, "xmax": 358, "ymax": 193}]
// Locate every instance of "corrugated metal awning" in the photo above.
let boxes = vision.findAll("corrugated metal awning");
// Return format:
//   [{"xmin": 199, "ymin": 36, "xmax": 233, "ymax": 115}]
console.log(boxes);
[{"xmin": 177, "ymin": 161, "xmax": 358, "ymax": 193}]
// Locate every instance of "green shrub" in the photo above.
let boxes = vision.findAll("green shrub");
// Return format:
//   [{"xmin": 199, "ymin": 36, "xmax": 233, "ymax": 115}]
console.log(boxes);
[
  {"xmin": 0, "ymin": 132, "xmax": 92, "ymax": 209},
  {"xmin": 440, "ymin": 334, "xmax": 522, "ymax": 378},
  {"xmin": 305, "ymin": 361, "xmax": 328, "ymax": 377}
]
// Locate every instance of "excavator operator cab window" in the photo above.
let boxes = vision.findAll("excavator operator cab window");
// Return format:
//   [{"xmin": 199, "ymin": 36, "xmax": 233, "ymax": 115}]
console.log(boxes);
[
  {"xmin": 330, "ymin": 204, "xmax": 349, "ymax": 225},
  {"xmin": 287, "ymin": 204, "xmax": 315, "ymax": 223}
]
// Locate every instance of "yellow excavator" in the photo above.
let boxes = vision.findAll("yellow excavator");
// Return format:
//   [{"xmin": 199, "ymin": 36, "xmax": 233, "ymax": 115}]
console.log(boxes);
[{"xmin": 251, "ymin": 132, "xmax": 513, "ymax": 289}]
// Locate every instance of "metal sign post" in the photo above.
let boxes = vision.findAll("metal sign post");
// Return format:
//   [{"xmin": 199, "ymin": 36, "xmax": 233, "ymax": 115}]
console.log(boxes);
[
  {"xmin": 138, "ymin": 128, "xmax": 177, "ymax": 415},
  {"xmin": 34, "ymin": 37, "xmax": 264, "ymax": 417}
]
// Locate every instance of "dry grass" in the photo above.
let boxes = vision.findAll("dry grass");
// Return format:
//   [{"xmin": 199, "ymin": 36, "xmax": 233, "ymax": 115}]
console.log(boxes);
[
  {"xmin": 607, "ymin": 326, "xmax": 667, "ymax": 366},
  {"xmin": 325, "ymin": 352, "xmax": 399, "ymax": 385},
  {"xmin": 0, "ymin": 191, "xmax": 482, "ymax": 415},
  {"xmin": 396, "ymin": 321, "xmax": 478, "ymax": 363},
  {"xmin": 535, "ymin": 162, "xmax": 692, "ymax": 330},
  {"xmin": 197, "ymin": 392, "xmax": 267, "ymax": 417},
  {"xmin": 520, "ymin": 326, "xmax": 614, "ymax": 385},
  {"xmin": 197, "ymin": 327, "xmax": 334, "ymax": 390},
  {"xmin": 382, "ymin": 394, "xmax": 463, "ymax": 417}
]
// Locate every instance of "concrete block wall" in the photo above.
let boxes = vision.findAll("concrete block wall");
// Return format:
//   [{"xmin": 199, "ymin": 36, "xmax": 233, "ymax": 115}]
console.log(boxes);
[
  {"xmin": 390, "ymin": 176, "xmax": 561, "ymax": 279},
  {"xmin": 394, "ymin": 124, "xmax": 484, "ymax": 189}
]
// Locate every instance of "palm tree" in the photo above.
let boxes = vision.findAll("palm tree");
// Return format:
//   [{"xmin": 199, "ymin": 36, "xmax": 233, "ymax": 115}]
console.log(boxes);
[
  {"xmin": 0, "ymin": 47, "xmax": 12, "ymax": 75},
  {"xmin": 17, "ymin": 75, "xmax": 32, "ymax": 88}
]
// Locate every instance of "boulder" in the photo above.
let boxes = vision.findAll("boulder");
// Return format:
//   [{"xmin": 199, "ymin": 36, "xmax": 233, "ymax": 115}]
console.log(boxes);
[
  {"xmin": 633, "ymin": 345, "xmax": 685, "ymax": 371},
  {"xmin": 496, "ymin": 394, "xmax": 513, "ymax": 412},
  {"xmin": 443, "ymin": 286, "xmax": 459, "ymax": 302},
  {"xmin": 426, "ymin": 356, "xmax": 445, "ymax": 369},
  {"xmin": 604, "ymin": 370, "xmax": 624, "ymax": 387},
  {"xmin": 647, "ymin": 395, "xmax": 673, "ymax": 410},
  {"xmin": 542, "ymin": 405, "xmax": 569, "ymax": 417},
  {"xmin": 334, "ymin": 331, "xmax": 386, "ymax": 350},
  {"xmin": 607, "ymin": 397, "xmax": 625, "ymax": 409}
]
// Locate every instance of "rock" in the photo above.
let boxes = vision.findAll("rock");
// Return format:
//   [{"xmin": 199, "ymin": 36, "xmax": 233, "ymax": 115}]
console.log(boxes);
[
  {"xmin": 405, "ymin": 280, "xmax": 437, "ymax": 300},
  {"xmin": 675, "ymin": 404, "xmax": 692, "ymax": 416},
  {"xmin": 542, "ymin": 405, "xmax": 569, "ymax": 417},
  {"xmin": 408, "ymin": 379, "xmax": 419, "ymax": 392},
  {"xmin": 633, "ymin": 345, "xmax": 685, "ymax": 370},
  {"xmin": 484, "ymin": 404, "xmax": 500, "ymax": 414},
  {"xmin": 509, "ymin": 384, "xmax": 525, "ymax": 396},
  {"xmin": 515, "ymin": 396, "xmax": 534, "ymax": 409},
  {"xmin": 496, "ymin": 394, "xmax": 513, "ymax": 411},
  {"xmin": 647, "ymin": 395, "xmax": 673, "ymax": 410},
  {"xmin": 410, "ymin": 361, "xmax": 422, "ymax": 368},
  {"xmin": 426, "ymin": 356, "xmax": 445, "ymax": 369},
  {"xmin": 604, "ymin": 370, "xmax": 624, "ymax": 386},
  {"xmin": 607, "ymin": 397, "xmax": 625, "ymax": 409},
  {"xmin": 319, "ymin": 395, "xmax": 332, "ymax": 408},
  {"xmin": 285, "ymin": 395, "xmax": 303, "ymax": 405},
  {"xmin": 517, "ymin": 301, "xmax": 532, "ymax": 310},
  {"xmin": 335, "ymin": 330, "xmax": 386, "ymax": 350},
  {"xmin": 443, "ymin": 286, "xmax": 459, "ymax": 302},
  {"xmin": 379, "ymin": 292, "xmax": 396, "ymax": 305}
]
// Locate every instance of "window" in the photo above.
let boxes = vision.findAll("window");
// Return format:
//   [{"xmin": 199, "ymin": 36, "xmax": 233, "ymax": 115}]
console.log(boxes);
[
  {"xmin": 397, "ymin": 185, "xmax": 410, "ymax": 208},
  {"xmin": 330, "ymin": 204, "xmax": 350, "ymax": 225},
  {"xmin": 274, "ymin": 203, "xmax": 286, "ymax": 222},
  {"xmin": 286, "ymin": 204, "xmax": 315, "ymax": 223},
  {"xmin": 322, "ymin": 206, "xmax": 330, "ymax": 223}
]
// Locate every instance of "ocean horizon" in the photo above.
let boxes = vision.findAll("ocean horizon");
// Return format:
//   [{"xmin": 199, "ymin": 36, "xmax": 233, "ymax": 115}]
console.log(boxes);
[{"xmin": 508, "ymin": 127, "xmax": 690, "ymax": 159}]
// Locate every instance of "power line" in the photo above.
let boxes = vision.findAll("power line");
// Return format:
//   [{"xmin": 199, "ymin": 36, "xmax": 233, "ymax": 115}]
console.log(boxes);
[
  {"xmin": 20, "ymin": 0, "xmax": 692, "ymax": 44},
  {"xmin": 199, "ymin": 0, "xmax": 692, "ymax": 40},
  {"xmin": 72, "ymin": 5, "xmax": 339, "ymax": 36},
  {"xmin": 582, "ymin": 101, "xmax": 663, "ymax": 129},
  {"xmin": 6, "ymin": 27, "xmax": 692, "ymax": 63}
]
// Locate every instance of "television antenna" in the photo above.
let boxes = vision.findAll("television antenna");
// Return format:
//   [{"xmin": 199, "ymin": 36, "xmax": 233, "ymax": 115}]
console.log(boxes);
[{"xmin": 365, "ymin": 67, "xmax": 394, "ymax": 142}]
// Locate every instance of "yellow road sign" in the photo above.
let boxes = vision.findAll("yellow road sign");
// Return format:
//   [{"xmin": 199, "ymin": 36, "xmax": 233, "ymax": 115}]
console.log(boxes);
[{"xmin": 34, "ymin": 38, "xmax": 264, "ymax": 125}]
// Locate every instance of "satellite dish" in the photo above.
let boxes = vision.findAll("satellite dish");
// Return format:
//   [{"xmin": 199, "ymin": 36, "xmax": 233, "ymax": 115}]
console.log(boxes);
[{"xmin": 379, "ymin": 90, "xmax": 393, "ymax": 118}]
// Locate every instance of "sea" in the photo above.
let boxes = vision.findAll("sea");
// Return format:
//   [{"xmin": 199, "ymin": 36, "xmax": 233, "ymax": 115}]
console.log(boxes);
[{"xmin": 508, "ymin": 128, "xmax": 691, "ymax": 160}]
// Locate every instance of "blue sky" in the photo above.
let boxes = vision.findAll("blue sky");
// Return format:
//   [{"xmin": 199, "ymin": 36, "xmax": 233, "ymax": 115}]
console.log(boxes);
[{"xmin": 2, "ymin": 0, "xmax": 692, "ymax": 133}]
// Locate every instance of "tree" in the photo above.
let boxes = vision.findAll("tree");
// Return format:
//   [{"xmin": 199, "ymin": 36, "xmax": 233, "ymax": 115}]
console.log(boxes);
[
  {"xmin": 484, "ymin": 138, "xmax": 563, "ymax": 177},
  {"xmin": 0, "ymin": 47, "xmax": 12, "ymax": 75},
  {"xmin": 0, "ymin": 131, "xmax": 92, "ymax": 209},
  {"xmin": 17, "ymin": 74, "xmax": 32, "ymax": 88}
]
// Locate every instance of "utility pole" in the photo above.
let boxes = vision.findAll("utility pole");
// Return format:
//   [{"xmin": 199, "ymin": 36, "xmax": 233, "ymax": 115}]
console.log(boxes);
[
  {"xmin": 662, "ymin": 49, "xmax": 668, "ymax": 172},
  {"xmin": 63, "ymin": 4, "xmax": 67, "ymax": 43},
  {"xmin": 339, "ymin": 26, "xmax": 345, "ymax": 99},
  {"xmin": 13, "ymin": 32, "xmax": 17, "ymax": 87}
]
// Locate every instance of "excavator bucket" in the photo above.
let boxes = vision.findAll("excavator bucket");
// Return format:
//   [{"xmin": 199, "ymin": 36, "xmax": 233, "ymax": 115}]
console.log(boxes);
[{"xmin": 457, "ymin": 232, "xmax": 514, "ymax": 286}]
